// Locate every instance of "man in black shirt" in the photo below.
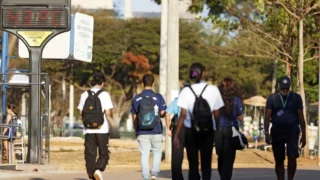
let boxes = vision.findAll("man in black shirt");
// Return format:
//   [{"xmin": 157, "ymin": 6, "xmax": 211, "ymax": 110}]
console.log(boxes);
[{"xmin": 264, "ymin": 76, "xmax": 306, "ymax": 180}]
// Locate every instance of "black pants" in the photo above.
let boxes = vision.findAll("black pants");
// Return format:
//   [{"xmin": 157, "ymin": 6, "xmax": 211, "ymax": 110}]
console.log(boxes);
[
  {"xmin": 85, "ymin": 133, "xmax": 110, "ymax": 179},
  {"xmin": 172, "ymin": 126, "xmax": 185, "ymax": 180},
  {"xmin": 184, "ymin": 128, "xmax": 214, "ymax": 180},
  {"xmin": 215, "ymin": 127, "xmax": 236, "ymax": 180}
]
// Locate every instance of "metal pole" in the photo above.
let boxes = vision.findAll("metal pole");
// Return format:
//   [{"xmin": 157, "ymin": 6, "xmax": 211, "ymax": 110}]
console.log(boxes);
[
  {"xmin": 45, "ymin": 74, "xmax": 50, "ymax": 164},
  {"xmin": 27, "ymin": 48, "xmax": 43, "ymax": 164},
  {"xmin": 166, "ymin": 0, "xmax": 180, "ymax": 161},
  {"xmin": 1, "ymin": 31, "xmax": 8, "ymax": 117},
  {"xmin": 1, "ymin": 31, "xmax": 9, "ymax": 164},
  {"xmin": 69, "ymin": 64, "xmax": 74, "ymax": 134},
  {"xmin": 318, "ymin": 36, "xmax": 320, "ymax": 167}
]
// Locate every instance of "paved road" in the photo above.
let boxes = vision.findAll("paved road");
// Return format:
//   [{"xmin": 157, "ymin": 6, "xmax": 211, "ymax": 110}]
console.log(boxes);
[{"xmin": 4, "ymin": 167, "xmax": 320, "ymax": 180}]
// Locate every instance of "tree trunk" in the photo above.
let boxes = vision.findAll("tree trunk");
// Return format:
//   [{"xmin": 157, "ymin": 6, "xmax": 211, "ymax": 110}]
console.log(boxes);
[
  {"xmin": 108, "ymin": 114, "xmax": 121, "ymax": 139},
  {"xmin": 298, "ymin": 19, "xmax": 309, "ymax": 158},
  {"xmin": 271, "ymin": 58, "xmax": 278, "ymax": 93},
  {"xmin": 285, "ymin": 56, "xmax": 291, "ymax": 76}
]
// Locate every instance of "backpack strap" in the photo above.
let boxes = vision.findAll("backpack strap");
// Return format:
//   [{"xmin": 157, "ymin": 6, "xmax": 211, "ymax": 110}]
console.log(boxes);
[
  {"xmin": 94, "ymin": 89, "xmax": 104, "ymax": 97},
  {"xmin": 188, "ymin": 84, "xmax": 208, "ymax": 98},
  {"xmin": 87, "ymin": 90, "xmax": 93, "ymax": 96},
  {"xmin": 187, "ymin": 86, "xmax": 197, "ymax": 98},
  {"xmin": 199, "ymin": 84, "xmax": 208, "ymax": 98}
]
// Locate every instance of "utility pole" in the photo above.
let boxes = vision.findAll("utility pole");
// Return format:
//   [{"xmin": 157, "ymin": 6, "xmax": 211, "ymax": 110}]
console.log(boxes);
[
  {"xmin": 160, "ymin": 0, "xmax": 169, "ymax": 161},
  {"xmin": 165, "ymin": 0, "xmax": 180, "ymax": 161}
]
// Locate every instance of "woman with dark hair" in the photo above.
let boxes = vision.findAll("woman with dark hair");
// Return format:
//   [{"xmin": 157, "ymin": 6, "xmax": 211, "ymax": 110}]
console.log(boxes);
[
  {"xmin": 174, "ymin": 62, "xmax": 224, "ymax": 180},
  {"xmin": 216, "ymin": 77, "xmax": 244, "ymax": 180},
  {"xmin": 3, "ymin": 104, "xmax": 18, "ymax": 162}
]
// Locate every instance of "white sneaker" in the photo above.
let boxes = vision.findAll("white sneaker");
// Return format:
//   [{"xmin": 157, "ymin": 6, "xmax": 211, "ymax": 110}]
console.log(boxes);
[
  {"xmin": 151, "ymin": 176, "xmax": 157, "ymax": 180},
  {"xmin": 94, "ymin": 170, "xmax": 103, "ymax": 180}
]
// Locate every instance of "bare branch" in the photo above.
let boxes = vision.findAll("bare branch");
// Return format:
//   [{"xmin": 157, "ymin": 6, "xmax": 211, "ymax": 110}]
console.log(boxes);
[
  {"xmin": 304, "ymin": 1, "xmax": 320, "ymax": 16},
  {"xmin": 246, "ymin": 29, "xmax": 293, "ymax": 60},
  {"xmin": 274, "ymin": 0, "xmax": 299, "ymax": 19},
  {"xmin": 304, "ymin": 56, "xmax": 319, "ymax": 62},
  {"xmin": 309, "ymin": 11, "xmax": 320, "ymax": 17}
]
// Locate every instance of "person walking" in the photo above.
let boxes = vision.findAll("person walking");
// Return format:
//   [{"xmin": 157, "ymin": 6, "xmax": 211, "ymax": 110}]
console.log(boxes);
[
  {"xmin": 77, "ymin": 72, "xmax": 113, "ymax": 180},
  {"xmin": 165, "ymin": 97, "xmax": 184, "ymax": 180},
  {"xmin": 174, "ymin": 62, "xmax": 224, "ymax": 180},
  {"xmin": 216, "ymin": 77, "xmax": 244, "ymax": 180},
  {"xmin": 264, "ymin": 76, "xmax": 306, "ymax": 180},
  {"xmin": 131, "ymin": 74, "xmax": 167, "ymax": 180}
]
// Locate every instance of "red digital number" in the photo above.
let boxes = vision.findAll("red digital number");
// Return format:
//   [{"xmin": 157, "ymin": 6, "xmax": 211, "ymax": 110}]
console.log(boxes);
[
  {"xmin": 8, "ymin": 10, "xmax": 19, "ymax": 25},
  {"xmin": 51, "ymin": 11, "xmax": 61, "ymax": 26},
  {"xmin": 39, "ymin": 10, "xmax": 49, "ymax": 22},
  {"xmin": 22, "ymin": 10, "xmax": 33, "ymax": 26}
]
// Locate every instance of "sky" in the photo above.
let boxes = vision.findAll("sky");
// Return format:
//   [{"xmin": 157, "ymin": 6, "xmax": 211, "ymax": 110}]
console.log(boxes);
[
  {"xmin": 114, "ymin": 0, "xmax": 161, "ymax": 13},
  {"xmin": 116, "ymin": 0, "xmax": 209, "ymax": 17},
  {"xmin": 131, "ymin": 0, "xmax": 161, "ymax": 12}
]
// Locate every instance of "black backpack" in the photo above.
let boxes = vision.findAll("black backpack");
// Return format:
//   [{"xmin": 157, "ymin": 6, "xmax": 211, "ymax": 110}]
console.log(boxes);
[
  {"xmin": 82, "ymin": 90, "xmax": 104, "ymax": 129},
  {"xmin": 137, "ymin": 93, "xmax": 160, "ymax": 130},
  {"xmin": 188, "ymin": 85, "xmax": 213, "ymax": 132}
]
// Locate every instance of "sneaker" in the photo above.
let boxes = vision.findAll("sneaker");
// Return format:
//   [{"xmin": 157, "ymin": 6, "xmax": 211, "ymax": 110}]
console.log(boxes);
[
  {"xmin": 151, "ymin": 176, "xmax": 157, "ymax": 180},
  {"xmin": 94, "ymin": 170, "xmax": 103, "ymax": 180}
]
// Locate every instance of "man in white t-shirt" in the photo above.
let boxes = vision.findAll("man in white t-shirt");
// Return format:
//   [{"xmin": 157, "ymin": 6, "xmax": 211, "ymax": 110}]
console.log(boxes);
[{"xmin": 77, "ymin": 72, "xmax": 113, "ymax": 180}]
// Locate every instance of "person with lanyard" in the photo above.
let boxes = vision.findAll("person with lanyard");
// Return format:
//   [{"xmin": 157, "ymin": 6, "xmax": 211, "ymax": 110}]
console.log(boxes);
[
  {"xmin": 215, "ymin": 77, "xmax": 243, "ymax": 180},
  {"xmin": 264, "ymin": 76, "xmax": 306, "ymax": 180},
  {"xmin": 174, "ymin": 62, "xmax": 224, "ymax": 180}
]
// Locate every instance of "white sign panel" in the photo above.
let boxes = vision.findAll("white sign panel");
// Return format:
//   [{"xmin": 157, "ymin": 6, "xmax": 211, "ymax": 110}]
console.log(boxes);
[
  {"xmin": 73, "ymin": 13, "xmax": 94, "ymax": 62},
  {"xmin": 18, "ymin": 32, "xmax": 70, "ymax": 59}
]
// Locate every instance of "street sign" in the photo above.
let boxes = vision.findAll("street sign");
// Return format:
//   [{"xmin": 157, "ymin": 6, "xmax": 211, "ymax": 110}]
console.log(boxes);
[
  {"xmin": 18, "ymin": 13, "xmax": 94, "ymax": 62},
  {"xmin": 2, "ymin": 8, "xmax": 68, "ymax": 29},
  {"xmin": 73, "ymin": 12, "xmax": 94, "ymax": 62},
  {"xmin": 0, "ymin": 0, "xmax": 71, "ymax": 48},
  {"xmin": 0, "ymin": 0, "xmax": 71, "ymax": 164},
  {"xmin": 18, "ymin": 32, "xmax": 70, "ymax": 59}
]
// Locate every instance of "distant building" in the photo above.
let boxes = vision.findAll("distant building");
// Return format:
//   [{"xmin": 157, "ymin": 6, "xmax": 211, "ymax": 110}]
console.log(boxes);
[
  {"xmin": 72, "ymin": 0, "xmax": 113, "ymax": 10},
  {"xmin": 72, "ymin": 0, "xmax": 199, "ymax": 20}
]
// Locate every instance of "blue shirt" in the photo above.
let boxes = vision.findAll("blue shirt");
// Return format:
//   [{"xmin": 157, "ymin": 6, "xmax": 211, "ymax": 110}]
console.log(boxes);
[
  {"xmin": 219, "ymin": 97, "xmax": 243, "ymax": 129},
  {"xmin": 131, "ymin": 89, "xmax": 167, "ymax": 135},
  {"xmin": 166, "ymin": 98, "xmax": 181, "ymax": 118},
  {"xmin": 266, "ymin": 92, "xmax": 303, "ymax": 133}
]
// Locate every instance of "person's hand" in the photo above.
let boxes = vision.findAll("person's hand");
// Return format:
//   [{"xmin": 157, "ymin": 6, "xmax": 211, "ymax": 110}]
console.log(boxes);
[
  {"xmin": 265, "ymin": 133, "xmax": 271, "ymax": 145},
  {"xmin": 174, "ymin": 136, "xmax": 180, "ymax": 149},
  {"xmin": 167, "ymin": 128, "xmax": 172, "ymax": 137},
  {"xmin": 300, "ymin": 135, "xmax": 306, "ymax": 148}
]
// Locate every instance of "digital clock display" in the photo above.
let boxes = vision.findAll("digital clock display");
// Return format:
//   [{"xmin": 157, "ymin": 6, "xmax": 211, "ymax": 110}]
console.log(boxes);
[{"xmin": 2, "ymin": 8, "xmax": 68, "ymax": 29}]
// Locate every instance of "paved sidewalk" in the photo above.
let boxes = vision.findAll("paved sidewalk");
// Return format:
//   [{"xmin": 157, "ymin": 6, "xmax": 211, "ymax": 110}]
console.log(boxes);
[{"xmin": 4, "ymin": 167, "xmax": 320, "ymax": 180}]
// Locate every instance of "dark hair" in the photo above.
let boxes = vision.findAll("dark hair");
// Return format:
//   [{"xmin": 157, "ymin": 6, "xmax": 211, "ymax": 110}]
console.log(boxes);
[
  {"xmin": 7, "ymin": 104, "xmax": 18, "ymax": 116},
  {"xmin": 91, "ymin": 72, "xmax": 105, "ymax": 86},
  {"xmin": 218, "ymin": 77, "xmax": 241, "ymax": 118},
  {"xmin": 189, "ymin": 62, "xmax": 205, "ymax": 83},
  {"xmin": 142, "ymin": 74, "xmax": 154, "ymax": 87}
]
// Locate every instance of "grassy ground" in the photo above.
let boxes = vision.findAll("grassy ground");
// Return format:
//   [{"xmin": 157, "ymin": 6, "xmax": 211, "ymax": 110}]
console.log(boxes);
[{"xmin": 48, "ymin": 139, "xmax": 319, "ymax": 171}]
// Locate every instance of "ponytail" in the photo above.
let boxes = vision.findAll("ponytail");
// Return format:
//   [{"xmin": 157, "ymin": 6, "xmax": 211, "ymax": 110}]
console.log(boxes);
[{"xmin": 189, "ymin": 62, "xmax": 205, "ymax": 83}]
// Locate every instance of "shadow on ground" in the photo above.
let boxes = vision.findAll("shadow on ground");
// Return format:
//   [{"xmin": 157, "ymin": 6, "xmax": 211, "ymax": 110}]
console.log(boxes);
[{"xmin": 158, "ymin": 168, "xmax": 320, "ymax": 180}]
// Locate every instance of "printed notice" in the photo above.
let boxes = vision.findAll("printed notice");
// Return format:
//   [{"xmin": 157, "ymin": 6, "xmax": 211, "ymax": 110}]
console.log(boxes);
[{"xmin": 17, "ymin": 31, "xmax": 53, "ymax": 47}]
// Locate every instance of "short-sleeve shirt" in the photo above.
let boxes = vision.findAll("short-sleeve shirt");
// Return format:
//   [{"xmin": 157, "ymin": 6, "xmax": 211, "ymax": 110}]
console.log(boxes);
[
  {"xmin": 266, "ymin": 92, "xmax": 303, "ymax": 133},
  {"xmin": 166, "ymin": 98, "xmax": 181, "ymax": 118},
  {"xmin": 219, "ymin": 97, "xmax": 243, "ymax": 128},
  {"xmin": 77, "ymin": 87, "xmax": 113, "ymax": 134},
  {"xmin": 131, "ymin": 89, "xmax": 167, "ymax": 136},
  {"xmin": 177, "ymin": 82, "xmax": 224, "ymax": 130}
]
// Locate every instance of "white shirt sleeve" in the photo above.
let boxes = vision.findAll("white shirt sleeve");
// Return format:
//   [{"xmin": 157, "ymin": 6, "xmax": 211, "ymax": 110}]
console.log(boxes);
[
  {"xmin": 77, "ymin": 93, "xmax": 86, "ymax": 111},
  {"xmin": 212, "ymin": 86, "xmax": 224, "ymax": 110},
  {"xmin": 177, "ymin": 87, "xmax": 189, "ymax": 109},
  {"xmin": 101, "ymin": 92, "xmax": 113, "ymax": 110}
]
